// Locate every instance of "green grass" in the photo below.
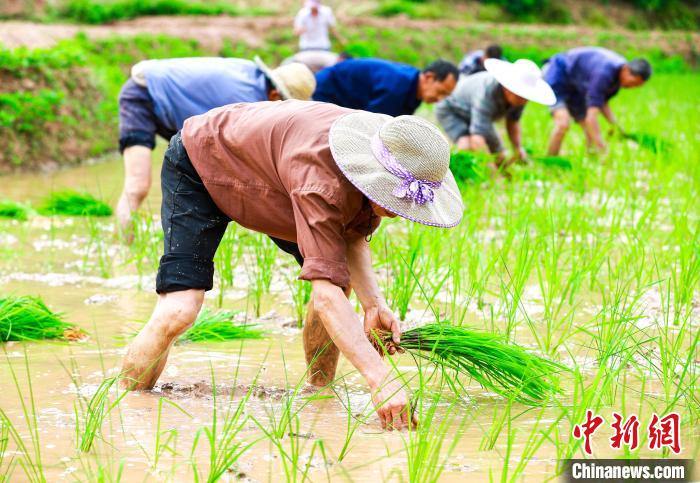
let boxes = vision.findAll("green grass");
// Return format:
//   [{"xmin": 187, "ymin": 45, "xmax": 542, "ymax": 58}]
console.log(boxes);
[
  {"xmin": 178, "ymin": 308, "xmax": 265, "ymax": 343},
  {"xmin": 0, "ymin": 200, "xmax": 31, "ymax": 221},
  {"xmin": 374, "ymin": 324, "xmax": 566, "ymax": 405},
  {"xmin": 52, "ymin": 0, "xmax": 273, "ymax": 24},
  {"xmin": 0, "ymin": 296, "xmax": 78, "ymax": 342},
  {"xmin": 37, "ymin": 190, "xmax": 113, "ymax": 217}
]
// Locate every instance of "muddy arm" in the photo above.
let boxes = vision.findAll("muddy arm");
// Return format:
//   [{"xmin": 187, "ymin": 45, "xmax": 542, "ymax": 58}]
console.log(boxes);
[
  {"xmin": 311, "ymin": 279, "xmax": 411, "ymax": 430},
  {"xmin": 347, "ymin": 238, "xmax": 402, "ymax": 348}
]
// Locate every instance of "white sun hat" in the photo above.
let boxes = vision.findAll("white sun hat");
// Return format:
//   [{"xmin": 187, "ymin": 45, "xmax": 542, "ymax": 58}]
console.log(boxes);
[
  {"xmin": 254, "ymin": 56, "xmax": 316, "ymax": 101},
  {"xmin": 484, "ymin": 58, "xmax": 556, "ymax": 106},
  {"xmin": 329, "ymin": 113, "xmax": 464, "ymax": 228}
]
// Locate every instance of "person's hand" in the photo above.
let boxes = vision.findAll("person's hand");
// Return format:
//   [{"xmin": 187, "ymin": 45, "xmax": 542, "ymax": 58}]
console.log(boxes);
[
  {"xmin": 512, "ymin": 146, "xmax": 529, "ymax": 165},
  {"xmin": 370, "ymin": 377, "xmax": 417, "ymax": 431},
  {"xmin": 364, "ymin": 303, "xmax": 401, "ymax": 355}
]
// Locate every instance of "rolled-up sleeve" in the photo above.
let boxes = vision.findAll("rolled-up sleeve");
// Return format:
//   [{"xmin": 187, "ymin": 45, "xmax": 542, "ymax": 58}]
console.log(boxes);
[{"xmin": 291, "ymin": 188, "xmax": 351, "ymax": 288}]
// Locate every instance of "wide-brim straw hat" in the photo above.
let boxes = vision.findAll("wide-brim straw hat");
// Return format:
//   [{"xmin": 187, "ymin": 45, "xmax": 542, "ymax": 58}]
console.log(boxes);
[
  {"xmin": 329, "ymin": 113, "xmax": 464, "ymax": 228},
  {"xmin": 254, "ymin": 56, "xmax": 316, "ymax": 101},
  {"xmin": 484, "ymin": 58, "xmax": 556, "ymax": 106}
]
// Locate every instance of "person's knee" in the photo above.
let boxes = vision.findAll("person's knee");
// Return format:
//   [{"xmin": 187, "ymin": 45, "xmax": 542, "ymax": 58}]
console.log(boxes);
[
  {"xmin": 124, "ymin": 174, "xmax": 151, "ymax": 202},
  {"xmin": 153, "ymin": 291, "xmax": 203, "ymax": 339},
  {"xmin": 552, "ymin": 111, "xmax": 571, "ymax": 133}
]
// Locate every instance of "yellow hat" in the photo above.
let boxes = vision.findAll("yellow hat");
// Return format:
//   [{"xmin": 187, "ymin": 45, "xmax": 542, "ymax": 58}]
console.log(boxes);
[{"xmin": 254, "ymin": 56, "xmax": 316, "ymax": 101}]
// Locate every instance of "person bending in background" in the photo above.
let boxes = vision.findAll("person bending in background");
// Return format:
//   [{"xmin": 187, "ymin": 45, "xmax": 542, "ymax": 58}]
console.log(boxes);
[
  {"xmin": 294, "ymin": 0, "xmax": 345, "ymax": 51},
  {"xmin": 120, "ymin": 100, "xmax": 464, "ymax": 431},
  {"xmin": 543, "ymin": 47, "xmax": 652, "ymax": 155},
  {"xmin": 436, "ymin": 58, "xmax": 555, "ymax": 166},
  {"xmin": 313, "ymin": 58, "xmax": 459, "ymax": 117},
  {"xmin": 115, "ymin": 56, "xmax": 315, "ymax": 237},
  {"xmin": 281, "ymin": 50, "xmax": 352, "ymax": 74},
  {"xmin": 458, "ymin": 43, "xmax": 504, "ymax": 76}
]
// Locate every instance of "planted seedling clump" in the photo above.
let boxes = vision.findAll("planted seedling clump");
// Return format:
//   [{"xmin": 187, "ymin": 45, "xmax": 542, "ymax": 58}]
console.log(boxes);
[
  {"xmin": 178, "ymin": 307, "xmax": 265, "ymax": 343},
  {"xmin": 0, "ymin": 296, "xmax": 84, "ymax": 342},
  {"xmin": 0, "ymin": 200, "xmax": 31, "ymax": 221},
  {"xmin": 449, "ymin": 151, "xmax": 490, "ymax": 183},
  {"xmin": 373, "ymin": 324, "xmax": 566, "ymax": 406},
  {"xmin": 38, "ymin": 190, "xmax": 113, "ymax": 217}
]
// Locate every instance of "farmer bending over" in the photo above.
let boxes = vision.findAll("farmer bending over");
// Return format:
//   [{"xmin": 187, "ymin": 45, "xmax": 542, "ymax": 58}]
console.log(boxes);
[
  {"xmin": 120, "ymin": 100, "xmax": 463, "ymax": 431},
  {"xmin": 543, "ymin": 47, "xmax": 651, "ymax": 155},
  {"xmin": 116, "ymin": 56, "xmax": 315, "ymax": 237},
  {"xmin": 313, "ymin": 58, "xmax": 459, "ymax": 117},
  {"xmin": 436, "ymin": 59, "xmax": 555, "ymax": 165}
]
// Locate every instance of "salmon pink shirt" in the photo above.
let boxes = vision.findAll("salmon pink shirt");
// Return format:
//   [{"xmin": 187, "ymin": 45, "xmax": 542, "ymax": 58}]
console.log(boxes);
[{"xmin": 181, "ymin": 100, "xmax": 380, "ymax": 288}]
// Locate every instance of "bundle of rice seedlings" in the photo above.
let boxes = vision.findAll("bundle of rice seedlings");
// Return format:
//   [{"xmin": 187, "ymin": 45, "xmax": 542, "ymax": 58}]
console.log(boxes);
[
  {"xmin": 38, "ymin": 190, "xmax": 113, "ymax": 217},
  {"xmin": 0, "ymin": 296, "xmax": 83, "ymax": 342},
  {"xmin": 449, "ymin": 151, "xmax": 490, "ymax": 183},
  {"xmin": 532, "ymin": 155, "xmax": 572, "ymax": 170},
  {"xmin": 178, "ymin": 307, "xmax": 265, "ymax": 343},
  {"xmin": 0, "ymin": 200, "xmax": 31, "ymax": 221},
  {"xmin": 372, "ymin": 324, "xmax": 566, "ymax": 406},
  {"xmin": 622, "ymin": 132, "xmax": 672, "ymax": 154}
]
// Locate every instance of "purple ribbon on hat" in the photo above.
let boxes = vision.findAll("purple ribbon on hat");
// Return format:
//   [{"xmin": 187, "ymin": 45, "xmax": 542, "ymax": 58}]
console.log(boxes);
[{"xmin": 371, "ymin": 133, "xmax": 441, "ymax": 205}]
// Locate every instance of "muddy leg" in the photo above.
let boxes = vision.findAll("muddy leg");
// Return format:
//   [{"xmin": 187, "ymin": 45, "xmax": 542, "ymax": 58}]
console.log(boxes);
[
  {"xmin": 303, "ymin": 287, "xmax": 351, "ymax": 386},
  {"xmin": 116, "ymin": 145, "xmax": 152, "ymax": 240},
  {"xmin": 547, "ymin": 108, "xmax": 571, "ymax": 156},
  {"xmin": 120, "ymin": 289, "xmax": 204, "ymax": 390}
]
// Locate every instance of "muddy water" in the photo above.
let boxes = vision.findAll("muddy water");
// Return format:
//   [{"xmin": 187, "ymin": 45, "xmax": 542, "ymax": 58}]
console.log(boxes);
[{"xmin": 0, "ymin": 150, "xmax": 695, "ymax": 481}]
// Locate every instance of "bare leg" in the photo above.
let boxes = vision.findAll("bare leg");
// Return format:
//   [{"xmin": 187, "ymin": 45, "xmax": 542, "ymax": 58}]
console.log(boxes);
[
  {"xmin": 120, "ymin": 289, "xmax": 204, "ymax": 390},
  {"xmin": 303, "ymin": 286, "xmax": 351, "ymax": 386},
  {"xmin": 456, "ymin": 135, "xmax": 471, "ymax": 152},
  {"xmin": 116, "ymin": 145, "xmax": 153, "ymax": 237},
  {"xmin": 547, "ymin": 108, "xmax": 571, "ymax": 156}
]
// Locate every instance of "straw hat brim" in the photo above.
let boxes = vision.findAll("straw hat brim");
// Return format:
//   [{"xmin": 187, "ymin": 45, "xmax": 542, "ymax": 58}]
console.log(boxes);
[
  {"xmin": 254, "ymin": 56, "xmax": 294, "ymax": 100},
  {"xmin": 484, "ymin": 58, "xmax": 556, "ymax": 106},
  {"xmin": 329, "ymin": 112, "xmax": 464, "ymax": 228}
]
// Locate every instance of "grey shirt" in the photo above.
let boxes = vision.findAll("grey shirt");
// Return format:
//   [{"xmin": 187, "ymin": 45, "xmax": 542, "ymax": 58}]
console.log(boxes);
[{"xmin": 439, "ymin": 71, "xmax": 524, "ymax": 153}]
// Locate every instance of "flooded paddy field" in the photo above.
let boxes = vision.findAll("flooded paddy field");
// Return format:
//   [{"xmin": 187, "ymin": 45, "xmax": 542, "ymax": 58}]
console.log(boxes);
[{"xmin": 1, "ymin": 75, "xmax": 698, "ymax": 481}]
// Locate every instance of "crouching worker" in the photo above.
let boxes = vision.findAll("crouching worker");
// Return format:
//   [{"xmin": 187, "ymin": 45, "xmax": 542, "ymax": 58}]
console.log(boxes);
[
  {"xmin": 543, "ymin": 47, "xmax": 651, "ymax": 155},
  {"xmin": 120, "ymin": 100, "xmax": 464, "ymax": 431},
  {"xmin": 436, "ymin": 58, "xmax": 555, "ymax": 167},
  {"xmin": 116, "ymin": 56, "xmax": 315, "ymax": 237}
]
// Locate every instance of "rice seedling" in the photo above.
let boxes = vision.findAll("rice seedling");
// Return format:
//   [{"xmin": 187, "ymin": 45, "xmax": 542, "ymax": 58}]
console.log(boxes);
[
  {"xmin": 622, "ymin": 131, "xmax": 672, "ymax": 154},
  {"xmin": 0, "ymin": 295, "xmax": 82, "ymax": 342},
  {"xmin": 190, "ymin": 368, "xmax": 261, "ymax": 483},
  {"xmin": 532, "ymin": 155, "xmax": 573, "ymax": 169},
  {"xmin": 1, "ymin": 349, "xmax": 45, "ymax": 483},
  {"xmin": 372, "ymin": 324, "xmax": 566, "ymax": 406},
  {"xmin": 288, "ymin": 278, "xmax": 312, "ymax": 328},
  {"xmin": 0, "ymin": 200, "xmax": 31, "ymax": 221},
  {"xmin": 449, "ymin": 150, "xmax": 490, "ymax": 183},
  {"xmin": 177, "ymin": 307, "xmax": 265, "ymax": 343},
  {"xmin": 77, "ymin": 376, "xmax": 127, "ymax": 452},
  {"xmin": 37, "ymin": 190, "xmax": 113, "ymax": 217}
]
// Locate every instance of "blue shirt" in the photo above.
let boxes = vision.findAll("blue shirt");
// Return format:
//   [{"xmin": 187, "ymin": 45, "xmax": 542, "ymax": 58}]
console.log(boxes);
[
  {"xmin": 546, "ymin": 47, "xmax": 626, "ymax": 108},
  {"xmin": 459, "ymin": 50, "xmax": 486, "ymax": 75},
  {"xmin": 313, "ymin": 58, "xmax": 421, "ymax": 117},
  {"xmin": 142, "ymin": 57, "xmax": 268, "ymax": 131}
]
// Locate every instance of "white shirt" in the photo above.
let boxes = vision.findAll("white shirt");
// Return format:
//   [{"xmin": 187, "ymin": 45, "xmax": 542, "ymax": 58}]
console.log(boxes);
[{"xmin": 294, "ymin": 5, "xmax": 336, "ymax": 51}]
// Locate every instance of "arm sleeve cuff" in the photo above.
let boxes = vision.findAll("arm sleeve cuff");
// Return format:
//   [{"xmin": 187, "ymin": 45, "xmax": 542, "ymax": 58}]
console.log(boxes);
[{"xmin": 299, "ymin": 257, "xmax": 351, "ymax": 288}]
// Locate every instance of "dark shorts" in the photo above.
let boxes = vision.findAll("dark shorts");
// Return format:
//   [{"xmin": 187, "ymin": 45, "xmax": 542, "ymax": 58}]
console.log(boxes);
[
  {"xmin": 118, "ymin": 79, "xmax": 177, "ymax": 153},
  {"xmin": 156, "ymin": 132, "xmax": 303, "ymax": 294},
  {"xmin": 542, "ymin": 55, "xmax": 587, "ymax": 122},
  {"xmin": 435, "ymin": 102, "xmax": 501, "ymax": 153}
]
